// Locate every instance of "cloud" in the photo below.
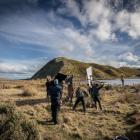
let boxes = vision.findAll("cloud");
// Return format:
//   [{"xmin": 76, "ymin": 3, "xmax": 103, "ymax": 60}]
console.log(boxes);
[
  {"xmin": 84, "ymin": 0, "xmax": 111, "ymax": 24},
  {"xmin": 0, "ymin": 63, "xmax": 28, "ymax": 74},
  {"xmin": 0, "ymin": 0, "xmax": 140, "ymax": 79},
  {"xmin": 61, "ymin": 0, "xmax": 140, "ymax": 41},
  {"xmin": 0, "ymin": 9, "xmax": 95, "ymax": 58},
  {"xmin": 119, "ymin": 52, "xmax": 139, "ymax": 63},
  {"xmin": 115, "ymin": 9, "xmax": 140, "ymax": 39},
  {"xmin": 61, "ymin": 0, "xmax": 118, "ymax": 42},
  {"xmin": 62, "ymin": 0, "xmax": 86, "ymax": 24},
  {"xmin": 92, "ymin": 19, "xmax": 117, "ymax": 41},
  {"xmin": 0, "ymin": 57, "xmax": 48, "ymax": 78},
  {"xmin": 62, "ymin": 0, "xmax": 115, "ymax": 41},
  {"xmin": 118, "ymin": 51, "xmax": 140, "ymax": 68},
  {"xmin": 1, "ymin": 0, "xmax": 140, "ymax": 42}
]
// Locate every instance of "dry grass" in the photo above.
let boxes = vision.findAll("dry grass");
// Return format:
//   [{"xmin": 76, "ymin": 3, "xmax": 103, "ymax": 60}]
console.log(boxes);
[
  {"xmin": 117, "ymin": 92, "xmax": 140, "ymax": 104},
  {"xmin": 22, "ymin": 86, "xmax": 39, "ymax": 96},
  {"xmin": 0, "ymin": 79, "xmax": 140, "ymax": 140},
  {"xmin": 0, "ymin": 102, "xmax": 41, "ymax": 140},
  {"xmin": 32, "ymin": 57, "xmax": 140, "ymax": 79}
]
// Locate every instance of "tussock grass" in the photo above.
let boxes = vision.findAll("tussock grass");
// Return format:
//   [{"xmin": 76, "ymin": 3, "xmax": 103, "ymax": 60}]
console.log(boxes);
[
  {"xmin": 0, "ymin": 79, "xmax": 140, "ymax": 140},
  {"xmin": 0, "ymin": 103, "xmax": 41, "ymax": 140},
  {"xmin": 22, "ymin": 86, "xmax": 38, "ymax": 96},
  {"xmin": 116, "ymin": 92, "xmax": 140, "ymax": 104}
]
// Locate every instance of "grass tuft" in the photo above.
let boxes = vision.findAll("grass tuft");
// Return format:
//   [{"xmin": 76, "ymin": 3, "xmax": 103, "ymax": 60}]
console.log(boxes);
[
  {"xmin": 22, "ymin": 86, "xmax": 38, "ymax": 96},
  {"xmin": 0, "ymin": 103, "xmax": 41, "ymax": 140}
]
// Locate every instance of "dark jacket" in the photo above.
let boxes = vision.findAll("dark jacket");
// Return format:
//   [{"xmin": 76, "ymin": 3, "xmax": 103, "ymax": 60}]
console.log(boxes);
[
  {"xmin": 46, "ymin": 81, "xmax": 53, "ymax": 91},
  {"xmin": 76, "ymin": 88, "xmax": 88, "ymax": 98},
  {"xmin": 50, "ymin": 84, "xmax": 62, "ymax": 101},
  {"xmin": 91, "ymin": 84, "xmax": 103, "ymax": 97},
  {"xmin": 76, "ymin": 89, "xmax": 84, "ymax": 98}
]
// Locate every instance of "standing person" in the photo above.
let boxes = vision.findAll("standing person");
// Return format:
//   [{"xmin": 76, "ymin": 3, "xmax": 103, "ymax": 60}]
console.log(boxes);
[
  {"xmin": 50, "ymin": 79, "xmax": 62, "ymax": 124},
  {"xmin": 120, "ymin": 74, "xmax": 124, "ymax": 87},
  {"xmin": 87, "ymin": 83, "xmax": 94, "ymax": 108},
  {"xmin": 45, "ymin": 76, "xmax": 53, "ymax": 102},
  {"xmin": 91, "ymin": 82, "xmax": 104, "ymax": 110},
  {"xmin": 60, "ymin": 80, "xmax": 65, "ymax": 101},
  {"xmin": 73, "ymin": 87, "xmax": 88, "ymax": 114},
  {"xmin": 67, "ymin": 75, "xmax": 74, "ymax": 104}
]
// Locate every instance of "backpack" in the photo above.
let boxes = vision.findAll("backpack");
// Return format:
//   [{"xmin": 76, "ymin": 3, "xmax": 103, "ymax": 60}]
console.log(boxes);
[{"xmin": 76, "ymin": 90, "xmax": 84, "ymax": 98}]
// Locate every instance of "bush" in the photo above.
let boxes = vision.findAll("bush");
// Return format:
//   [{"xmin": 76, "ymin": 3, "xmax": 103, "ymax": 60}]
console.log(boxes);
[
  {"xmin": 22, "ymin": 86, "xmax": 38, "ymax": 96},
  {"xmin": 0, "ymin": 103, "xmax": 41, "ymax": 140}
]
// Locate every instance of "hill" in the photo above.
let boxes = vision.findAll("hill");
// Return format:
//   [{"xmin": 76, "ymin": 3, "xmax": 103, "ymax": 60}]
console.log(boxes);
[{"xmin": 32, "ymin": 57, "xmax": 140, "ymax": 79}]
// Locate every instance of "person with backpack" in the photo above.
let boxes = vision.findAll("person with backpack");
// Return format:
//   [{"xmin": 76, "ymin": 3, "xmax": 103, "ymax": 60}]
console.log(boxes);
[
  {"xmin": 91, "ymin": 82, "xmax": 104, "ymax": 110},
  {"xmin": 50, "ymin": 79, "xmax": 62, "ymax": 124},
  {"xmin": 73, "ymin": 86, "xmax": 88, "ymax": 114}
]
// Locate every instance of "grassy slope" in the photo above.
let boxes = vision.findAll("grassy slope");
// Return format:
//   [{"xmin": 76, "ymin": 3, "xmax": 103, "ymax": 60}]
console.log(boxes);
[
  {"xmin": 0, "ymin": 80, "xmax": 140, "ymax": 140},
  {"xmin": 32, "ymin": 57, "xmax": 140, "ymax": 79}
]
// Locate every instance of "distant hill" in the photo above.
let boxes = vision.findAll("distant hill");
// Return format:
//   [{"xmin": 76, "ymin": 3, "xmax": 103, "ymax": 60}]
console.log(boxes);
[
  {"xmin": 0, "ymin": 78, "xmax": 9, "ymax": 81},
  {"xmin": 32, "ymin": 57, "xmax": 140, "ymax": 80}
]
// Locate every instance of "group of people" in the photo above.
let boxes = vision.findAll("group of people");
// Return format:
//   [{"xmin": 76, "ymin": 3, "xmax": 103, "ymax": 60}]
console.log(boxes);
[{"xmin": 45, "ymin": 75, "xmax": 104, "ymax": 125}]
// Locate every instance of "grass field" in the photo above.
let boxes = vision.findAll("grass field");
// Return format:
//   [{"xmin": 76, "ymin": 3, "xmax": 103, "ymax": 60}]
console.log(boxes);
[{"xmin": 0, "ymin": 79, "xmax": 140, "ymax": 140}]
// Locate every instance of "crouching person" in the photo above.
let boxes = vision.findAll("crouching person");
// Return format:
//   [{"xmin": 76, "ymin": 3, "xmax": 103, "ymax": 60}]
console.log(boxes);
[
  {"xmin": 50, "ymin": 79, "xmax": 62, "ymax": 125},
  {"xmin": 73, "ymin": 87, "xmax": 88, "ymax": 114}
]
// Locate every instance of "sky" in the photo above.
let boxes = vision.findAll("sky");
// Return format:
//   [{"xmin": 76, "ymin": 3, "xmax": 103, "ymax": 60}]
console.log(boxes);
[{"xmin": 0, "ymin": 0, "xmax": 140, "ymax": 79}]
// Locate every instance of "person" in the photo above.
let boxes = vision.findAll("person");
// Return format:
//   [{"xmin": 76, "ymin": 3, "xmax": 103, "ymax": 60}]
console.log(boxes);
[
  {"xmin": 91, "ymin": 82, "xmax": 104, "ymax": 110},
  {"xmin": 50, "ymin": 79, "xmax": 62, "ymax": 124},
  {"xmin": 45, "ymin": 76, "xmax": 53, "ymax": 102},
  {"xmin": 87, "ymin": 83, "xmax": 94, "ymax": 108},
  {"xmin": 60, "ymin": 80, "xmax": 65, "ymax": 101},
  {"xmin": 73, "ymin": 87, "xmax": 88, "ymax": 114},
  {"xmin": 66, "ymin": 75, "xmax": 74, "ymax": 104},
  {"xmin": 120, "ymin": 74, "xmax": 124, "ymax": 87}
]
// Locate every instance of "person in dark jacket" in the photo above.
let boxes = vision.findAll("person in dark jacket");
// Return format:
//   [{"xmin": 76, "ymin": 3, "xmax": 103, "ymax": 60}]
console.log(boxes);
[
  {"xmin": 91, "ymin": 82, "xmax": 104, "ymax": 110},
  {"xmin": 50, "ymin": 79, "xmax": 62, "ymax": 124},
  {"xmin": 45, "ymin": 77, "xmax": 53, "ymax": 102},
  {"xmin": 120, "ymin": 74, "xmax": 124, "ymax": 87},
  {"xmin": 73, "ymin": 87, "xmax": 88, "ymax": 114}
]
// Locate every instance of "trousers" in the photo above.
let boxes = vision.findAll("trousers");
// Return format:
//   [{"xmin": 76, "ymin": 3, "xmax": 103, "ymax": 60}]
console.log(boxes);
[
  {"xmin": 51, "ymin": 100, "xmax": 60, "ymax": 123},
  {"xmin": 73, "ymin": 97, "xmax": 86, "ymax": 112}
]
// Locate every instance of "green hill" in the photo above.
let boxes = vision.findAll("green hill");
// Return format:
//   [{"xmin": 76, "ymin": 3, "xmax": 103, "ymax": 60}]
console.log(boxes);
[{"xmin": 32, "ymin": 57, "xmax": 140, "ymax": 79}]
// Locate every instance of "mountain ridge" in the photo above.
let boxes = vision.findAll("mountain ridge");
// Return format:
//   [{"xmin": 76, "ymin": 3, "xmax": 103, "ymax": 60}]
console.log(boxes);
[{"xmin": 32, "ymin": 57, "xmax": 140, "ymax": 79}]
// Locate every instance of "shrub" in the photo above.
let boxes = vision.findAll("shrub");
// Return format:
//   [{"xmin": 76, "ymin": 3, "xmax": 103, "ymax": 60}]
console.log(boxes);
[
  {"xmin": 0, "ymin": 103, "xmax": 41, "ymax": 140},
  {"xmin": 22, "ymin": 86, "xmax": 38, "ymax": 96}
]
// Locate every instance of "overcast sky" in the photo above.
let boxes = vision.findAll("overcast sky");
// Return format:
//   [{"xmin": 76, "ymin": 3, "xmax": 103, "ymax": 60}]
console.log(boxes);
[{"xmin": 0, "ymin": 0, "xmax": 140, "ymax": 79}]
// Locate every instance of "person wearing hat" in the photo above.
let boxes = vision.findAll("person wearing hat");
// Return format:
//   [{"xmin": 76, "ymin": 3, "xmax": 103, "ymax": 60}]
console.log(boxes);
[
  {"xmin": 91, "ymin": 82, "xmax": 104, "ymax": 110},
  {"xmin": 50, "ymin": 79, "xmax": 62, "ymax": 124}
]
